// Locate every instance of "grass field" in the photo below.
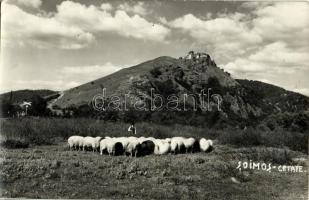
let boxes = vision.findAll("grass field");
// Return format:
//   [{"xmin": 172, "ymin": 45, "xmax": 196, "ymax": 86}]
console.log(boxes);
[
  {"xmin": 0, "ymin": 117, "xmax": 308, "ymax": 199},
  {"xmin": 0, "ymin": 143, "xmax": 307, "ymax": 199}
]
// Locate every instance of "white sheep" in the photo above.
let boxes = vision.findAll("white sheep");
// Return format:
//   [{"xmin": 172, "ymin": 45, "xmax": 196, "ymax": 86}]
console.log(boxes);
[
  {"xmin": 68, "ymin": 136, "xmax": 84, "ymax": 151},
  {"xmin": 82, "ymin": 136, "xmax": 91, "ymax": 151},
  {"xmin": 199, "ymin": 138, "xmax": 208, "ymax": 151},
  {"xmin": 199, "ymin": 138, "xmax": 213, "ymax": 152},
  {"xmin": 183, "ymin": 137, "xmax": 197, "ymax": 153},
  {"xmin": 102, "ymin": 138, "xmax": 116, "ymax": 156},
  {"xmin": 154, "ymin": 140, "xmax": 160, "ymax": 155},
  {"xmin": 82, "ymin": 136, "xmax": 102, "ymax": 152},
  {"xmin": 100, "ymin": 138, "xmax": 111, "ymax": 155},
  {"xmin": 154, "ymin": 139, "xmax": 170, "ymax": 155},
  {"xmin": 92, "ymin": 136, "xmax": 102, "ymax": 152},
  {"xmin": 170, "ymin": 137, "xmax": 185, "ymax": 154},
  {"xmin": 67, "ymin": 136, "xmax": 77, "ymax": 150},
  {"xmin": 106, "ymin": 139, "xmax": 123, "ymax": 156},
  {"xmin": 126, "ymin": 140, "xmax": 141, "ymax": 157}
]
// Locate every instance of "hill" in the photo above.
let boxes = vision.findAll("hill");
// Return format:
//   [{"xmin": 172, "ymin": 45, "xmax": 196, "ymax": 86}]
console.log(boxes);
[
  {"xmin": 51, "ymin": 56, "xmax": 238, "ymax": 108},
  {"xmin": 236, "ymin": 79, "xmax": 308, "ymax": 114},
  {"xmin": 0, "ymin": 89, "xmax": 56, "ymax": 104},
  {"xmin": 47, "ymin": 52, "xmax": 308, "ymax": 131},
  {"xmin": 0, "ymin": 89, "xmax": 57, "ymax": 117},
  {"xmin": 2, "ymin": 52, "xmax": 308, "ymax": 131}
]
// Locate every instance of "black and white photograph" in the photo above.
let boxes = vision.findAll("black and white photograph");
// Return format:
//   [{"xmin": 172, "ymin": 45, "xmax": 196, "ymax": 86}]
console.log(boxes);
[{"xmin": 0, "ymin": 0, "xmax": 308, "ymax": 199}]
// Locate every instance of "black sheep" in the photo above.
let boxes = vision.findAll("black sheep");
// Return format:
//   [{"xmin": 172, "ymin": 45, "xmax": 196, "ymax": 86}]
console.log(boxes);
[{"xmin": 138, "ymin": 140, "xmax": 155, "ymax": 156}]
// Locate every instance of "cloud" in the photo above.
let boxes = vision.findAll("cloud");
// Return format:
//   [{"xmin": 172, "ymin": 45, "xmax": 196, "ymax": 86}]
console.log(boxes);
[
  {"xmin": 223, "ymin": 41, "xmax": 309, "ymax": 75},
  {"xmin": 249, "ymin": 42, "xmax": 309, "ymax": 67},
  {"xmin": 2, "ymin": 3, "xmax": 94, "ymax": 49},
  {"xmin": 4, "ymin": 63, "xmax": 124, "ymax": 91},
  {"xmin": 168, "ymin": 13, "xmax": 261, "ymax": 45},
  {"xmin": 55, "ymin": 1, "xmax": 170, "ymax": 42},
  {"xmin": 62, "ymin": 63, "xmax": 123, "ymax": 82},
  {"xmin": 167, "ymin": 13, "xmax": 262, "ymax": 63},
  {"xmin": 13, "ymin": 80, "xmax": 80, "ymax": 91},
  {"xmin": 118, "ymin": 2, "xmax": 147, "ymax": 16},
  {"xmin": 10, "ymin": 0, "xmax": 42, "ymax": 9},
  {"xmin": 221, "ymin": 3, "xmax": 309, "ymax": 77},
  {"xmin": 252, "ymin": 2, "xmax": 309, "ymax": 45},
  {"xmin": 2, "ymin": 1, "xmax": 308, "ymax": 95},
  {"xmin": 166, "ymin": 2, "xmax": 309, "ymax": 94},
  {"xmin": 224, "ymin": 58, "xmax": 266, "ymax": 74},
  {"xmin": 240, "ymin": 2, "xmax": 273, "ymax": 10},
  {"xmin": 100, "ymin": 3, "xmax": 113, "ymax": 11},
  {"xmin": 59, "ymin": 62, "xmax": 136, "ymax": 88},
  {"xmin": 2, "ymin": 1, "xmax": 170, "ymax": 49}
]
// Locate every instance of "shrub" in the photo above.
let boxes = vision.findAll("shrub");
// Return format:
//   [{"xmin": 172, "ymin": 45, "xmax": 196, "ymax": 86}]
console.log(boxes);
[
  {"xmin": 233, "ymin": 147, "xmax": 293, "ymax": 165},
  {"xmin": 150, "ymin": 67, "xmax": 162, "ymax": 78},
  {"xmin": 218, "ymin": 128, "xmax": 307, "ymax": 153},
  {"xmin": 0, "ymin": 139, "xmax": 29, "ymax": 149},
  {"xmin": 261, "ymin": 130, "xmax": 307, "ymax": 153},
  {"xmin": 218, "ymin": 128, "xmax": 262, "ymax": 147}
]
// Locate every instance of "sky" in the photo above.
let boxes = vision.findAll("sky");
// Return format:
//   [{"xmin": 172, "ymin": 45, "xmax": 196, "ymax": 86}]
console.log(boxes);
[{"xmin": 1, "ymin": 0, "xmax": 309, "ymax": 96}]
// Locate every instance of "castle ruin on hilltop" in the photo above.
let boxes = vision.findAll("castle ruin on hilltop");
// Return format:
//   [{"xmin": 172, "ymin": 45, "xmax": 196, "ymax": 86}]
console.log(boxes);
[
  {"xmin": 185, "ymin": 51, "xmax": 210, "ymax": 60},
  {"xmin": 180, "ymin": 51, "xmax": 215, "ymax": 67}
]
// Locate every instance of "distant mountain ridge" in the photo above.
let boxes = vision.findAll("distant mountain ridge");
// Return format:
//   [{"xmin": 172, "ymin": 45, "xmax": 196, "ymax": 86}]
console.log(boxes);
[{"xmin": 0, "ymin": 89, "xmax": 56, "ymax": 104}]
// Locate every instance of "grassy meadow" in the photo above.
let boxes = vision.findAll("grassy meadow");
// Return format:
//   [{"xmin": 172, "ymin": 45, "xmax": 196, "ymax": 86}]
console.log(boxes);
[
  {"xmin": 0, "ymin": 117, "xmax": 307, "ymax": 152},
  {"xmin": 0, "ymin": 117, "xmax": 308, "ymax": 199},
  {"xmin": 0, "ymin": 144, "xmax": 307, "ymax": 199}
]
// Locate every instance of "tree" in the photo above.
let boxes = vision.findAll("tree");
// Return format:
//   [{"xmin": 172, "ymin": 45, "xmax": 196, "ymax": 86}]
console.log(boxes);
[
  {"xmin": 28, "ymin": 95, "xmax": 47, "ymax": 116},
  {"xmin": 0, "ymin": 102, "xmax": 15, "ymax": 117}
]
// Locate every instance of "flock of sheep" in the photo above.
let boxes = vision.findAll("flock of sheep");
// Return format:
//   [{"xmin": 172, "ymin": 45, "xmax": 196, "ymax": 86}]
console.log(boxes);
[{"xmin": 68, "ymin": 136, "xmax": 213, "ymax": 157}]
